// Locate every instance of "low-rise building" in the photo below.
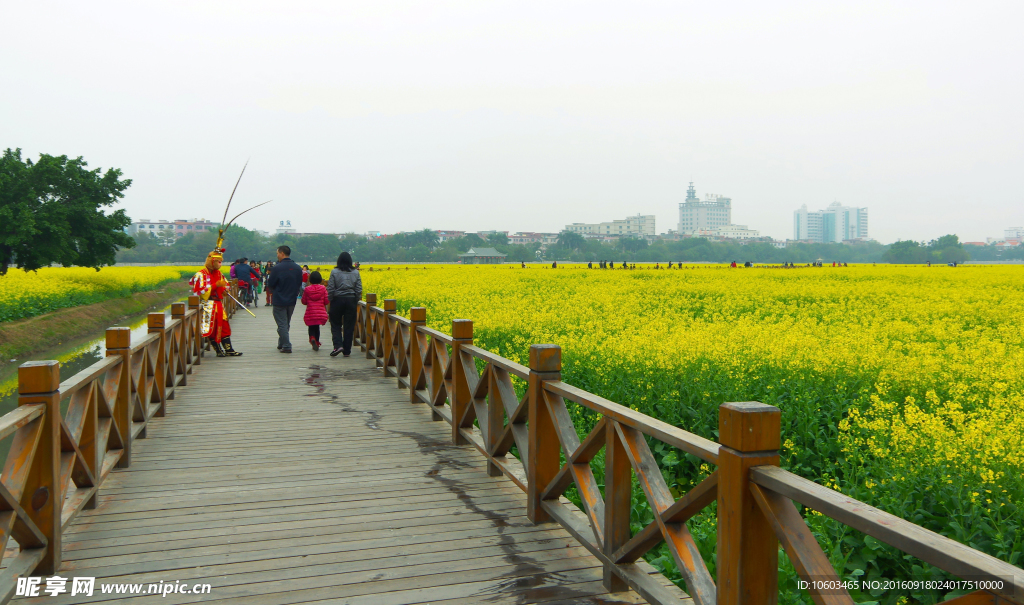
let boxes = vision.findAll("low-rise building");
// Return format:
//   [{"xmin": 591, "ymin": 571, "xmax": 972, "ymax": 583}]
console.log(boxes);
[
  {"xmin": 509, "ymin": 232, "xmax": 558, "ymax": 247},
  {"xmin": 435, "ymin": 230, "xmax": 465, "ymax": 242},
  {"xmin": 566, "ymin": 214, "xmax": 655, "ymax": 238},
  {"xmin": 693, "ymin": 225, "xmax": 761, "ymax": 240},
  {"xmin": 459, "ymin": 247, "xmax": 507, "ymax": 264},
  {"xmin": 128, "ymin": 218, "xmax": 219, "ymax": 239}
]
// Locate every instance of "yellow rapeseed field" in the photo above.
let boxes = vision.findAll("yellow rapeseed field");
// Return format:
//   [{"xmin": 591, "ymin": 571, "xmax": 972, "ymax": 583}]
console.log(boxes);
[
  {"xmin": 0, "ymin": 266, "xmax": 199, "ymax": 322},
  {"xmin": 354, "ymin": 263, "xmax": 1024, "ymax": 600}
]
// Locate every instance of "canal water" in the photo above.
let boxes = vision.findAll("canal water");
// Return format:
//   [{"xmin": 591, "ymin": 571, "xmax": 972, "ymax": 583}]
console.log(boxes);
[{"xmin": 0, "ymin": 298, "xmax": 187, "ymax": 420}]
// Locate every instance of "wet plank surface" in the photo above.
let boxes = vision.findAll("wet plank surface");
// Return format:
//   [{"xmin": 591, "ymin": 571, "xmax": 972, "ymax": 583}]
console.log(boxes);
[{"xmin": 17, "ymin": 306, "xmax": 655, "ymax": 604}]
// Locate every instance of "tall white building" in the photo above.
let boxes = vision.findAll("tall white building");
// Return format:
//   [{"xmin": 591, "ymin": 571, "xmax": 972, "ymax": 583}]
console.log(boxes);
[
  {"xmin": 566, "ymin": 214, "xmax": 655, "ymax": 237},
  {"xmin": 793, "ymin": 202, "xmax": 868, "ymax": 243},
  {"xmin": 678, "ymin": 182, "xmax": 732, "ymax": 233}
]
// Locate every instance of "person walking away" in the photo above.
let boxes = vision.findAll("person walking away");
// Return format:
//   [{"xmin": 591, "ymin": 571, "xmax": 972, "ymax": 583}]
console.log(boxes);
[
  {"xmin": 250, "ymin": 261, "xmax": 262, "ymax": 307},
  {"xmin": 302, "ymin": 271, "xmax": 329, "ymax": 351},
  {"xmin": 326, "ymin": 251, "xmax": 362, "ymax": 357},
  {"xmin": 301, "ymin": 265, "xmax": 310, "ymax": 296},
  {"xmin": 266, "ymin": 246, "xmax": 303, "ymax": 353},
  {"xmin": 235, "ymin": 258, "xmax": 255, "ymax": 307}
]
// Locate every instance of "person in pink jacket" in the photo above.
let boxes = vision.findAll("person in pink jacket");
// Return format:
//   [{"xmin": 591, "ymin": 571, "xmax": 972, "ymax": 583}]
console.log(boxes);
[{"xmin": 301, "ymin": 271, "xmax": 329, "ymax": 351}]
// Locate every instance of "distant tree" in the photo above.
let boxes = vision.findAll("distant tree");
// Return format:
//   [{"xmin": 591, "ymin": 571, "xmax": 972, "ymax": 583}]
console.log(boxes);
[
  {"xmin": 487, "ymin": 232, "xmax": 509, "ymax": 246},
  {"xmin": 928, "ymin": 234, "xmax": 969, "ymax": 263},
  {"xmin": 556, "ymin": 230, "xmax": 587, "ymax": 251},
  {"xmin": 462, "ymin": 233, "xmax": 485, "ymax": 248},
  {"xmin": 294, "ymin": 234, "xmax": 343, "ymax": 262},
  {"xmin": 883, "ymin": 240, "xmax": 927, "ymax": 264},
  {"xmin": 407, "ymin": 229, "xmax": 439, "ymax": 250},
  {"xmin": 339, "ymin": 233, "xmax": 365, "ymax": 253},
  {"xmin": 1, "ymin": 148, "xmax": 135, "ymax": 275},
  {"xmin": 619, "ymin": 237, "xmax": 648, "ymax": 253}
]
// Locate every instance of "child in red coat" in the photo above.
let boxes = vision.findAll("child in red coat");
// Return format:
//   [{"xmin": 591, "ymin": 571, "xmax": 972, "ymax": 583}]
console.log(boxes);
[{"xmin": 301, "ymin": 271, "xmax": 329, "ymax": 351}]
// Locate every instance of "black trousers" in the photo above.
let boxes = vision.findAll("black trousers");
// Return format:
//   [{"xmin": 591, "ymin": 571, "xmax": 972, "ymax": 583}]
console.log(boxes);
[
  {"xmin": 329, "ymin": 296, "xmax": 358, "ymax": 354},
  {"xmin": 308, "ymin": 325, "xmax": 321, "ymax": 340}
]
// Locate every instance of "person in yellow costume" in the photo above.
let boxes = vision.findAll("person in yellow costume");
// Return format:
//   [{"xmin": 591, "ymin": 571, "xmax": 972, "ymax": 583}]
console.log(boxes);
[{"xmin": 189, "ymin": 244, "xmax": 242, "ymax": 357}]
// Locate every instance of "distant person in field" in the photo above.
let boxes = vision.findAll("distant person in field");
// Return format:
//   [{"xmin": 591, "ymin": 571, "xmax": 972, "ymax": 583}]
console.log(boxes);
[
  {"xmin": 327, "ymin": 251, "xmax": 363, "ymax": 357},
  {"xmin": 267, "ymin": 245, "xmax": 303, "ymax": 353},
  {"xmin": 302, "ymin": 271, "xmax": 329, "ymax": 351}
]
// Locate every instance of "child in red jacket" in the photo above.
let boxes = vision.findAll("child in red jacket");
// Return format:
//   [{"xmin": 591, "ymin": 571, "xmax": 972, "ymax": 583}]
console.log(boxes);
[{"xmin": 301, "ymin": 271, "xmax": 329, "ymax": 351}]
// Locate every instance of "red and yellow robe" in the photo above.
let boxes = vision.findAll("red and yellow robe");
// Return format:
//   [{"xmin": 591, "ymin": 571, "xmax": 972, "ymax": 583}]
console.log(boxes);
[{"xmin": 189, "ymin": 268, "xmax": 231, "ymax": 342}]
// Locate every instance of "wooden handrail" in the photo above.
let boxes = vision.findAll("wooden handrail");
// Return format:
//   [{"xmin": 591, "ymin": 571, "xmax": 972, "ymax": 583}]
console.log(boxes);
[
  {"xmin": 358, "ymin": 292, "xmax": 1024, "ymax": 605},
  {"xmin": 0, "ymin": 296, "xmax": 206, "ymax": 599},
  {"xmin": 57, "ymin": 356, "xmax": 122, "ymax": 400},
  {"xmin": 416, "ymin": 326, "xmax": 453, "ymax": 345},
  {"xmin": 751, "ymin": 465, "xmax": 1024, "ymax": 599},
  {"xmin": 129, "ymin": 331, "xmax": 160, "ymax": 354},
  {"xmin": 544, "ymin": 380, "xmax": 720, "ymax": 464},
  {"xmin": 461, "ymin": 344, "xmax": 530, "ymax": 379}
]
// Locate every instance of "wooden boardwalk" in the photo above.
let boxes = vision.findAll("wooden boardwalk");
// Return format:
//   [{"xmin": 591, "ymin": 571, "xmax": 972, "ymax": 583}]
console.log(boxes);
[{"xmin": 17, "ymin": 308, "xmax": 657, "ymax": 605}]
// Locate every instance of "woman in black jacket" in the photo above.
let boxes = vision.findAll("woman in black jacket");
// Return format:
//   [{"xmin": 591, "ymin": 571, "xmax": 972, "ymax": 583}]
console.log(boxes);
[{"xmin": 326, "ymin": 252, "xmax": 363, "ymax": 357}]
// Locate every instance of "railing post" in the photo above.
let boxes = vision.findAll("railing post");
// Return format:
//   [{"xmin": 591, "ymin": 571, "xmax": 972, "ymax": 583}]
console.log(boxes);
[
  {"xmin": 171, "ymin": 302, "xmax": 186, "ymax": 389},
  {"xmin": 16, "ymin": 361, "xmax": 62, "ymax": 574},
  {"xmin": 603, "ymin": 419, "xmax": 631, "ymax": 591},
  {"xmin": 409, "ymin": 307, "xmax": 427, "ymax": 403},
  {"xmin": 527, "ymin": 344, "xmax": 561, "ymax": 523},
  {"xmin": 106, "ymin": 327, "xmax": 133, "ymax": 469},
  {"xmin": 188, "ymin": 295, "xmax": 203, "ymax": 363},
  {"xmin": 148, "ymin": 312, "xmax": 167, "ymax": 416},
  {"xmin": 363, "ymin": 293, "xmax": 378, "ymax": 357},
  {"xmin": 450, "ymin": 320, "xmax": 473, "ymax": 445},
  {"xmin": 382, "ymin": 299, "xmax": 397, "ymax": 372},
  {"xmin": 717, "ymin": 402, "xmax": 781, "ymax": 605}
]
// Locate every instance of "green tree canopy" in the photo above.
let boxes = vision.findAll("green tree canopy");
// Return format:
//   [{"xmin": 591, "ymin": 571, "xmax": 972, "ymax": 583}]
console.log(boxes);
[
  {"xmin": 1, "ymin": 148, "xmax": 135, "ymax": 275},
  {"xmin": 487, "ymin": 232, "xmax": 509, "ymax": 246},
  {"xmin": 556, "ymin": 230, "xmax": 586, "ymax": 251}
]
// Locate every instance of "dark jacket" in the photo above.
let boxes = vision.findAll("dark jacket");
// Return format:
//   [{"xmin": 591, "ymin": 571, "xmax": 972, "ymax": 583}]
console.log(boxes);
[
  {"xmin": 266, "ymin": 258, "xmax": 303, "ymax": 307},
  {"xmin": 235, "ymin": 263, "xmax": 254, "ymax": 285}
]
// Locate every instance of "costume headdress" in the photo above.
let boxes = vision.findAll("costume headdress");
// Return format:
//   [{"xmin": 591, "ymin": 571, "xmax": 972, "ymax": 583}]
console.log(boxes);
[{"xmin": 211, "ymin": 160, "xmax": 270, "ymax": 268}]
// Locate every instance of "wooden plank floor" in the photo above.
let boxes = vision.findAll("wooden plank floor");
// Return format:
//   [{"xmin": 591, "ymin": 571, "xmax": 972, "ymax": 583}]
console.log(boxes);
[{"xmin": 17, "ymin": 306, "xmax": 657, "ymax": 604}]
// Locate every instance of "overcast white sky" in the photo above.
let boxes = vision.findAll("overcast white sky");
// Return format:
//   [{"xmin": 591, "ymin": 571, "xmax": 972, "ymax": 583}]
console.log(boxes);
[{"xmin": 3, "ymin": 1, "xmax": 1022, "ymax": 243}]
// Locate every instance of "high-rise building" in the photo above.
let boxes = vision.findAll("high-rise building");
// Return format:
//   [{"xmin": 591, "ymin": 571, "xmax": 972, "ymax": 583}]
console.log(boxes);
[
  {"xmin": 678, "ymin": 182, "xmax": 732, "ymax": 233},
  {"xmin": 566, "ymin": 214, "xmax": 655, "ymax": 237},
  {"xmin": 793, "ymin": 202, "xmax": 868, "ymax": 243}
]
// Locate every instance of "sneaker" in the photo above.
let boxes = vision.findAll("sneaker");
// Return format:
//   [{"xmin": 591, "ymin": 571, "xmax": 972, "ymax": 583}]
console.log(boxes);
[
  {"xmin": 310, "ymin": 337, "xmax": 320, "ymax": 351},
  {"xmin": 343, "ymin": 352, "xmax": 351, "ymax": 357},
  {"xmin": 280, "ymin": 348, "xmax": 292, "ymax": 354},
  {"xmin": 330, "ymin": 348, "xmax": 342, "ymax": 357}
]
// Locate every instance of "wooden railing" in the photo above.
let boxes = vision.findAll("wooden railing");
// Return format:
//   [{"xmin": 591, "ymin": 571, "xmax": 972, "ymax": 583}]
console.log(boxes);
[
  {"xmin": 0, "ymin": 292, "xmax": 224, "ymax": 602},
  {"xmin": 354, "ymin": 294, "xmax": 1024, "ymax": 605}
]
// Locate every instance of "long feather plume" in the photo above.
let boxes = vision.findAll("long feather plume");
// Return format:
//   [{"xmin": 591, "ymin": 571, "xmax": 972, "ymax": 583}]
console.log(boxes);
[
  {"xmin": 220, "ymin": 159, "xmax": 249, "ymax": 228},
  {"xmin": 225, "ymin": 200, "xmax": 272, "ymax": 227}
]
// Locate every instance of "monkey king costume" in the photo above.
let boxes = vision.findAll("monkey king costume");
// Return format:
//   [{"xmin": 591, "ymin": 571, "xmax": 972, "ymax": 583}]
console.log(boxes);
[{"xmin": 190, "ymin": 247, "xmax": 242, "ymax": 357}]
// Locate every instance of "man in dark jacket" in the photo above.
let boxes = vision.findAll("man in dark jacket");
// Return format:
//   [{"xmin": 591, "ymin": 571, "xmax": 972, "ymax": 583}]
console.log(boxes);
[{"xmin": 266, "ymin": 245, "xmax": 303, "ymax": 353}]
